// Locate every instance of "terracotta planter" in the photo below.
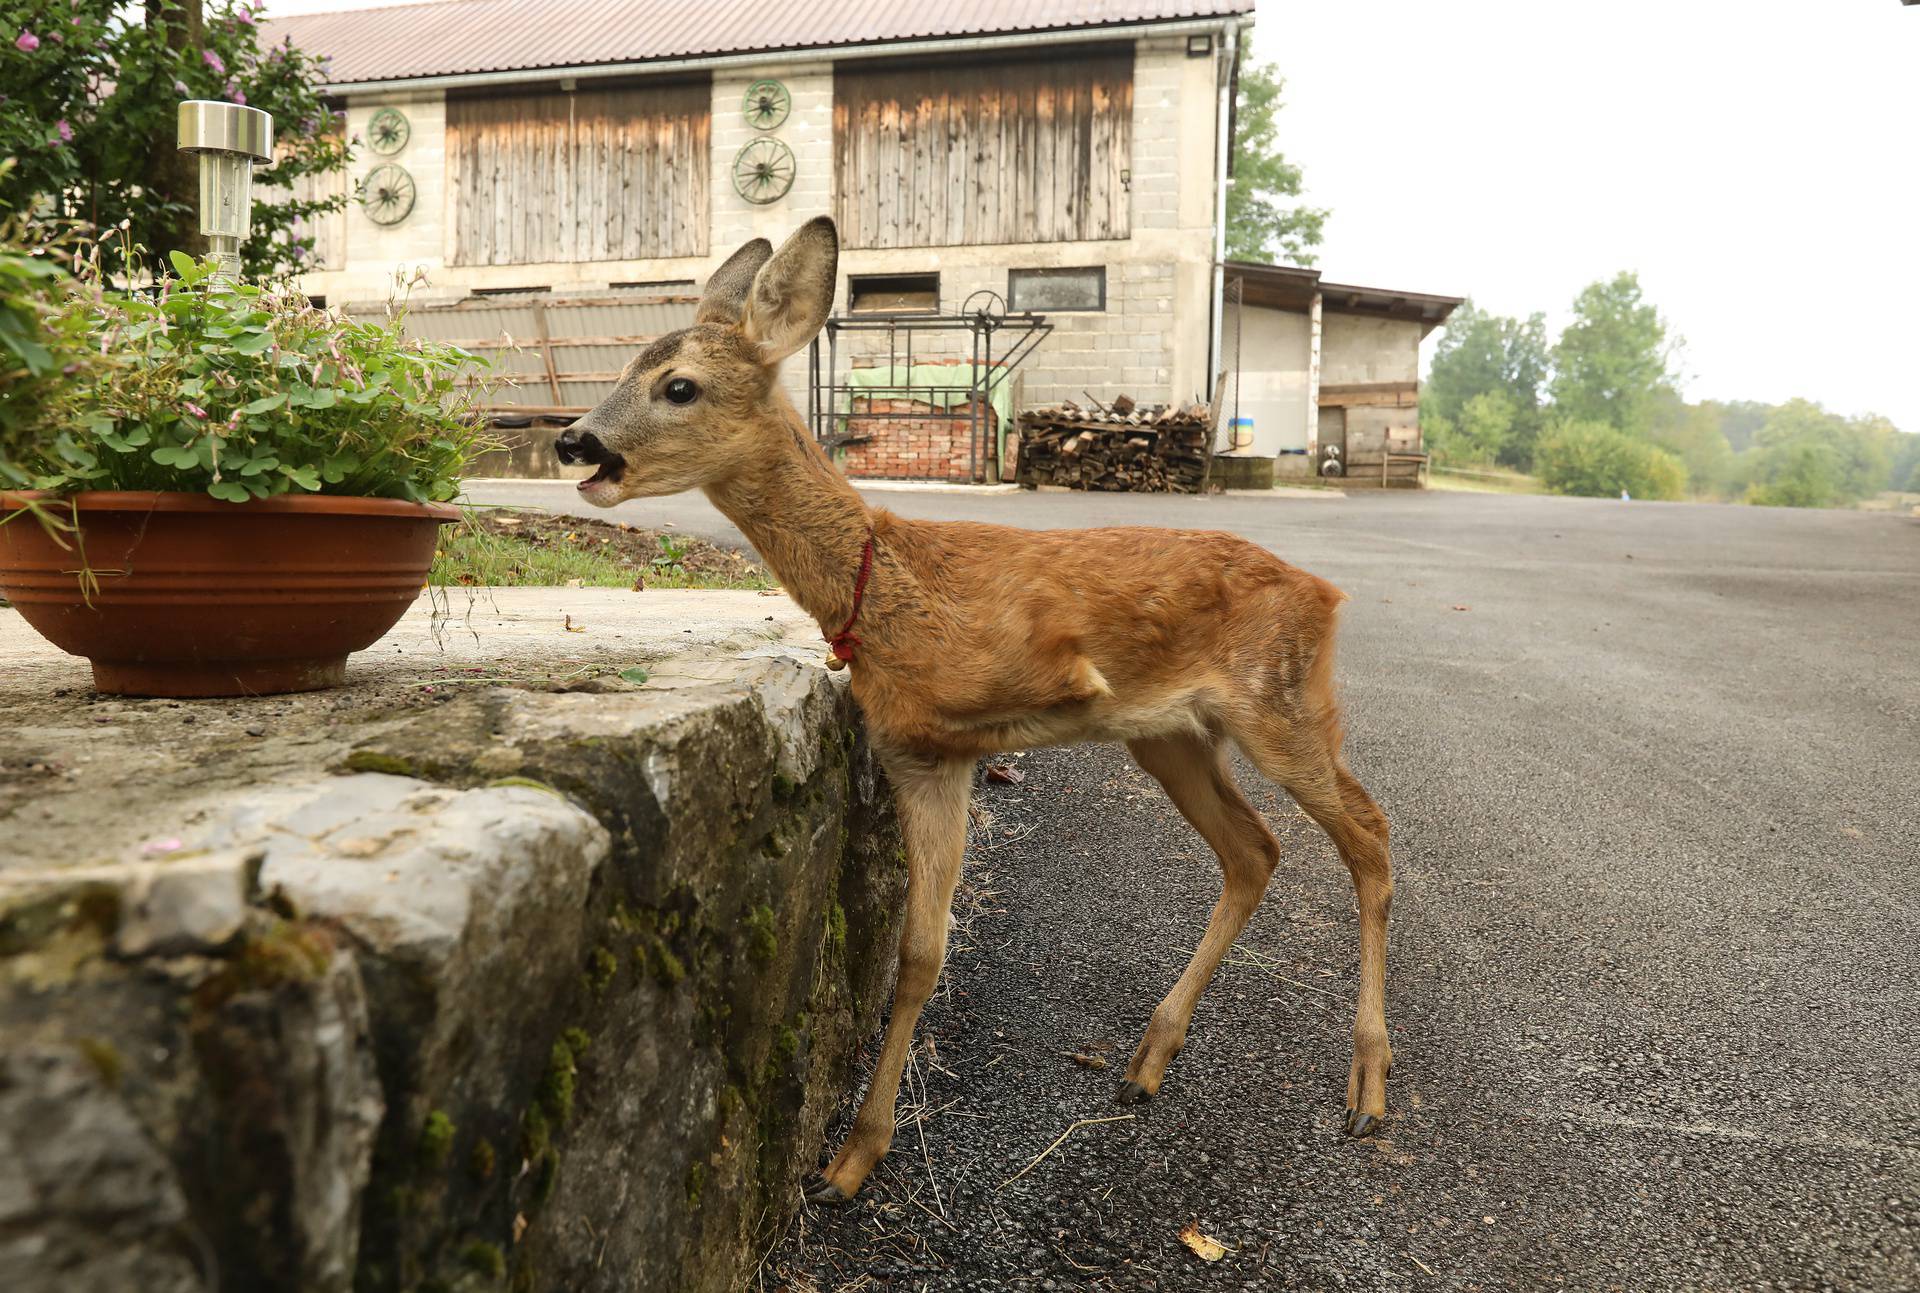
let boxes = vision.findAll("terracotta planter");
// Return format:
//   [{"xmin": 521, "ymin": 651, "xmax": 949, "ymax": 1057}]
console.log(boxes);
[{"xmin": 0, "ymin": 491, "xmax": 460, "ymax": 697}]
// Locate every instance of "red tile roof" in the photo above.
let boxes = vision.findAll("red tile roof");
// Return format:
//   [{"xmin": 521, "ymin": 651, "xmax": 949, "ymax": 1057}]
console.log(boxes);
[{"xmin": 267, "ymin": 0, "xmax": 1254, "ymax": 87}]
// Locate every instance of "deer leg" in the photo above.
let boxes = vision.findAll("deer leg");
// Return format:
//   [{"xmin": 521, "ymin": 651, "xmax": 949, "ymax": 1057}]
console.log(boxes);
[
  {"xmin": 1117, "ymin": 734, "xmax": 1280, "ymax": 1103},
  {"xmin": 807, "ymin": 754, "xmax": 972, "ymax": 1203},
  {"xmin": 1238, "ymin": 723, "xmax": 1395, "ymax": 1136}
]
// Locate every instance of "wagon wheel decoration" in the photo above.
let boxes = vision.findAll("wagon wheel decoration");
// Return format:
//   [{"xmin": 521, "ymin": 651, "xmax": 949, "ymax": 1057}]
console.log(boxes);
[
  {"xmin": 732, "ymin": 138, "xmax": 795, "ymax": 205},
  {"xmin": 742, "ymin": 79, "xmax": 791, "ymax": 131},
  {"xmin": 359, "ymin": 163, "xmax": 416, "ymax": 225},
  {"xmin": 367, "ymin": 107, "xmax": 410, "ymax": 155}
]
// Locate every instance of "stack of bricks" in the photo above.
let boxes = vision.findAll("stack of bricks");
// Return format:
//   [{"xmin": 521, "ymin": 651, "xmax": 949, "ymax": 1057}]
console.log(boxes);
[{"xmin": 838, "ymin": 397, "xmax": 997, "ymax": 482}]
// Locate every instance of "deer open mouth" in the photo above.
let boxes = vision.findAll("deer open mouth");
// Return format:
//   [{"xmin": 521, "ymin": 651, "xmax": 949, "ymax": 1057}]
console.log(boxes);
[
  {"xmin": 578, "ymin": 455, "xmax": 626, "ymax": 491},
  {"xmin": 556, "ymin": 430, "xmax": 626, "ymax": 493}
]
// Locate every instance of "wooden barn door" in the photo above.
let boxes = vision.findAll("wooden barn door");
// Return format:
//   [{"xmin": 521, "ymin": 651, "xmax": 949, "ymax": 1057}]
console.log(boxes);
[
  {"xmin": 833, "ymin": 46, "xmax": 1134, "ymax": 249},
  {"xmin": 447, "ymin": 81, "xmax": 710, "ymax": 266}
]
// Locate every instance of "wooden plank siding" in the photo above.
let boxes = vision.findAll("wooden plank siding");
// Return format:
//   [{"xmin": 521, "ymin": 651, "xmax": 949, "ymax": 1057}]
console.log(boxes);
[
  {"xmin": 447, "ymin": 82, "xmax": 709, "ymax": 266},
  {"xmin": 834, "ymin": 48, "xmax": 1133, "ymax": 249}
]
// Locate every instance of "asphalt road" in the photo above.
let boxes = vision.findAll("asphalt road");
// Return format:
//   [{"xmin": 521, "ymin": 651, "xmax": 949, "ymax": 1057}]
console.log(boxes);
[{"xmin": 471, "ymin": 481, "xmax": 1920, "ymax": 1291}]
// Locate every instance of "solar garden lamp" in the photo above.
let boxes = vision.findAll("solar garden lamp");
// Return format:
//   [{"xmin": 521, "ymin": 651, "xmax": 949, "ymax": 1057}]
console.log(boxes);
[{"xmin": 176, "ymin": 100, "xmax": 274, "ymax": 280}]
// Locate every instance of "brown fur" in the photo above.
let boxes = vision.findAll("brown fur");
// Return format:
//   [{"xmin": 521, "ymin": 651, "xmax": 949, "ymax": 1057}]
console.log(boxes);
[{"xmin": 564, "ymin": 218, "xmax": 1395, "ymax": 1200}]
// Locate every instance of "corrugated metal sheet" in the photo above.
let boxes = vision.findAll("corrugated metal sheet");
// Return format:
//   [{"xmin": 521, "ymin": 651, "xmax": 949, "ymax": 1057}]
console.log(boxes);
[
  {"xmin": 267, "ymin": 0, "xmax": 1253, "ymax": 87},
  {"xmin": 350, "ymin": 292, "xmax": 699, "ymax": 411}
]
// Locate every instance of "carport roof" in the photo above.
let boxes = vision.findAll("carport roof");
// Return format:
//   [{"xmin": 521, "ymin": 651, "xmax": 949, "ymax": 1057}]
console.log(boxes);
[
  {"xmin": 1225, "ymin": 260, "xmax": 1464, "ymax": 333},
  {"xmin": 266, "ymin": 0, "xmax": 1256, "ymax": 90}
]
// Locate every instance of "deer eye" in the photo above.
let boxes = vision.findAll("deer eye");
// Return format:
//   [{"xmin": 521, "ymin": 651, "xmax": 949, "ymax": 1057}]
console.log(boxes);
[{"xmin": 664, "ymin": 377, "xmax": 698, "ymax": 405}]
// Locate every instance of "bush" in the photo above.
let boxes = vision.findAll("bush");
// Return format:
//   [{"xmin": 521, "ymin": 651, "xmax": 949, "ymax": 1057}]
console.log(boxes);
[
  {"xmin": 1535, "ymin": 420, "xmax": 1688, "ymax": 501},
  {"xmin": 1, "ymin": 218, "xmax": 95, "ymax": 492},
  {"xmin": 16, "ymin": 251, "xmax": 486, "ymax": 504},
  {"xmin": 2, "ymin": 0, "xmax": 349, "ymax": 281}
]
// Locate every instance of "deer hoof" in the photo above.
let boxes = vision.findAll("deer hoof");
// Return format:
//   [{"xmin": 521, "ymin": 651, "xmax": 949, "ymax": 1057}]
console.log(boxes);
[
  {"xmin": 1345, "ymin": 1111, "xmax": 1380, "ymax": 1138},
  {"xmin": 804, "ymin": 1176, "xmax": 852, "ymax": 1205},
  {"xmin": 1114, "ymin": 1079, "xmax": 1151, "ymax": 1105}
]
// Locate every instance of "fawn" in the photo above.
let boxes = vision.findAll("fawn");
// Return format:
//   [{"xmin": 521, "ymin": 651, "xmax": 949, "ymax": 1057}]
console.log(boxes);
[{"xmin": 555, "ymin": 218, "xmax": 1394, "ymax": 1203}]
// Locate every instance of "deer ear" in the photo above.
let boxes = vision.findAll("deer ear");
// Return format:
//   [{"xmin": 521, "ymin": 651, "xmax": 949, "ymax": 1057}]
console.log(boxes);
[
  {"xmin": 695, "ymin": 238, "xmax": 774, "ymax": 325},
  {"xmin": 740, "ymin": 216, "xmax": 839, "ymax": 363}
]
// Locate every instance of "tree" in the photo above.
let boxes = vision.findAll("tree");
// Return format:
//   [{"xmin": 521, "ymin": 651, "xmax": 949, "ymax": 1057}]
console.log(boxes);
[
  {"xmin": 1645, "ymin": 392, "xmax": 1735, "ymax": 499},
  {"xmin": 1740, "ymin": 400, "xmax": 1893, "ymax": 508},
  {"xmin": 1421, "ymin": 301, "xmax": 1551, "ymax": 468},
  {"xmin": 1550, "ymin": 272, "xmax": 1679, "ymax": 435},
  {"xmin": 1535, "ymin": 420, "xmax": 1688, "ymax": 501},
  {"xmin": 1, "ymin": 0, "xmax": 347, "ymax": 279},
  {"xmin": 1225, "ymin": 59, "xmax": 1329, "ymax": 266},
  {"xmin": 1426, "ymin": 390, "xmax": 1517, "ymax": 467}
]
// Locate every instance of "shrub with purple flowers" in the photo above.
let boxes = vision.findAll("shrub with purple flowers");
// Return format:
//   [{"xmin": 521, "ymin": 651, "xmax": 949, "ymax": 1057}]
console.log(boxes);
[{"xmin": 1, "ymin": 0, "xmax": 348, "ymax": 280}]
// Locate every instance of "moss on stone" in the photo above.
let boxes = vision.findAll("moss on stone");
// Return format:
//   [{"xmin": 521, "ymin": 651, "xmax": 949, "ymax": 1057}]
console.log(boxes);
[
  {"xmin": 417, "ymin": 1110, "xmax": 456, "ymax": 1172},
  {"xmin": 468, "ymin": 1137, "xmax": 497, "ymax": 1182},
  {"xmin": 538, "ymin": 1039, "xmax": 576, "ymax": 1125},
  {"xmin": 646, "ymin": 936, "xmax": 686, "ymax": 986},
  {"xmin": 560, "ymin": 1027, "xmax": 591, "ymax": 1058},
  {"xmin": 77, "ymin": 1038, "xmax": 124, "ymax": 1089},
  {"xmin": 343, "ymin": 749, "xmax": 417, "ymax": 777},
  {"xmin": 770, "ymin": 770, "xmax": 795, "ymax": 799},
  {"xmin": 825, "ymin": 902, "xmax": 847, "ymax": 962},
  {"xmin": 192, "ymin": 920, "xmax": 334, "ymax": 1014},
  {"xmin": 460, "ymin": 1240, "xmax": 506, "ymax": 1279},
  {"xmin": 762, "ymin": 1024, "xmax": 798, "ymax": 1084},
  {"xmin": 686, "ymin": 1161, "xmax": 706, "ymax": 1208},
  {"xmin": 519, "ymin": 1105, "xmax": 550, "ymax": 1161},
  {"xmin": 484, "ymin": 775, "xmax": 564, "ymax": 798},
  {"xmin": 583, "ymin": 944, "xmax": 618, "ymax": 996},
  {"xmin": 745, "ymin": 905, "xmax": 778, "ymax": 966},
  {"xmin": 531, "ymin": 1149, "xmax": 560, "ymax": 1207}
]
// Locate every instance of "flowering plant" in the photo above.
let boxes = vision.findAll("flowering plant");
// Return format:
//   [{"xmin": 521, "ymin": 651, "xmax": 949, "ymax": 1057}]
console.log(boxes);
[
  {"xmin": 1, "ymin": 0, "xmax": 348, "ymax": 279},
  {"xmin": 14, "ymin": 250, "xmax": 487, "ymax": 504}
]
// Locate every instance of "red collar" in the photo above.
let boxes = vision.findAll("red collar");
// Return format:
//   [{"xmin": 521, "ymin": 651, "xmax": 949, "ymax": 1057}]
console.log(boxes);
[{"xmin": 825, "ymin": 531, "xmax": 876, "ymax": 665}]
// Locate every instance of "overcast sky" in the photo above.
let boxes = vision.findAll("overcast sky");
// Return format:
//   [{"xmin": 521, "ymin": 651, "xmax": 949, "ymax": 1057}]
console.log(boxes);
[{"xmin": 264, "ymin": 0, "xmax": 1917, "ymax": 429}]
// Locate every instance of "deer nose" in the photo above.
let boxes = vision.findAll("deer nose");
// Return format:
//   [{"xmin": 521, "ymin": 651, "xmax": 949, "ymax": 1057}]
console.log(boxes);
[{"xmin": 554, "ymin": 427, "xmax": 602, "ymax": 465}]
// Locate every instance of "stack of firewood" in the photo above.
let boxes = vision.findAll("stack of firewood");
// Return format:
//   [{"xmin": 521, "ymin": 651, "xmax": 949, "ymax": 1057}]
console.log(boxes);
[{"xmin": 1016, "ymin": 395, "xmax": 1217, "ymax": 493}]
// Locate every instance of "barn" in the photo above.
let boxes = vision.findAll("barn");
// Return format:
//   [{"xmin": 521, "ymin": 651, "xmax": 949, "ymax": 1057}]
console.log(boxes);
[{"xmin": 268, "ymin": 0, "xmax": 1457, "ymax": 488}]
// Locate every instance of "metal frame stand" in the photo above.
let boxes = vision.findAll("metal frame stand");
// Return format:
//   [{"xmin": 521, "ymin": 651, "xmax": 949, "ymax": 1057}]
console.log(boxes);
[{"xmin": 807, "ymin": 303, "xmax": 1051, "ymax": 483}]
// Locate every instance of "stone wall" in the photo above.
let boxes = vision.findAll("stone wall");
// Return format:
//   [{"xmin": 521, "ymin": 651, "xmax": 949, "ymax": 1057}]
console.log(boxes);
[{"xmin": 0, "ymin": 661, "xmax": 904, "ymax": 1293}]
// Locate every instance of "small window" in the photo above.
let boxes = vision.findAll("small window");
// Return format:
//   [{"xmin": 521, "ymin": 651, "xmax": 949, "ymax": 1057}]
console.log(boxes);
[
  {"xmin": 468, "ymin": 285, "xmax": 551, "ymax": 298},
  {"xmin": 1009, "ymin": 267, "xmax": 1106, "ymax": 312},
  {"xmin": 306, "ymin": 295, "xmax": 328, "ymax": 310},
  {"xmin": 609, "ymin": 279, "xmax": 696, "ymax": 292},
  {"xmin": 849, "ymin": 273, "xmax": 939, "ymax": 315}
]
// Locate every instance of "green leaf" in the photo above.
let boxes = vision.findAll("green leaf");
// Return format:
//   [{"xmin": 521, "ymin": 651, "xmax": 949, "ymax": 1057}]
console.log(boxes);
[
  {"xmin": 281, "ymin": 464, "xmax": 322, "ymax": 491},
  {"xmin": 167, "ymin": 250, "xmax": 195, "ymax": 279},
  {"xmin": 320, "ymin": 452, "xmax": 361, "ymax": 484},
  {"xmin": 151, "ymin": 445, "xmax": 198, "ymax": 469},
  {"xmin": 243, "ymin": 393, "xmax": 287, "ymax": 415},
  {"xmin": 307, "ymin": 386, "xmax": 338, "ymax": 410},
  {"xmin": 230, "ymin": 330, "xmax": 273, "ymax": 354},
  {"xmin": 208, "ymin": 480, "xmax": 252, "ymax": 503},
  {"xmin": 238, "ymin": 455, "xmax": 280, "ymax": 476},
  {"xmin": 618, "ymin": 667, "xmax": 650, "ymax": 685}
]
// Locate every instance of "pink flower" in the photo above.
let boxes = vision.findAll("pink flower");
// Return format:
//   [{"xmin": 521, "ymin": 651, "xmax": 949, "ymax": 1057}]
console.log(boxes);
[
  {"xmin": 184, "ymin": 402, "xmax": 209, "ymax": 420},
  {"xmin": 202, "ymin": 49, "xmax": 224, "ymax": 73},
  {"xmin": 14, "ymin": 30, "xmax": 39, "ymax": 51},
  {"xmin": 53, "ymin": 118, "xmax": 71, "ymax": 144},
  {"xmin": 236, "ymin": 10, "xmax": 254, "ymax": 24},
  {"xmin": 174, "ymin": 79, "xmax": 190, "ymax": 96},
  {"xmin": 225, "ymin": 80, "xmax": 245, "ymax": 105}
]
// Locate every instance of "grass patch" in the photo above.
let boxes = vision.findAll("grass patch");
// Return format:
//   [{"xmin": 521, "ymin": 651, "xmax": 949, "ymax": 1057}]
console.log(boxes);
[
  {"xmin": 432, "ymin": 509, "xmax": 775, "ymax": 590},
  {"xmin": 1428, "ymin": 464, "xmax": 1549, "ymax": 495}
]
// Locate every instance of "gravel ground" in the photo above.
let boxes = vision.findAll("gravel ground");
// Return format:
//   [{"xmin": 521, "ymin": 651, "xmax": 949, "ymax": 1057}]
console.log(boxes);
[{"xmin": 470, "ymin": 482, "xmax": 1920, "ymax": 1292}]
